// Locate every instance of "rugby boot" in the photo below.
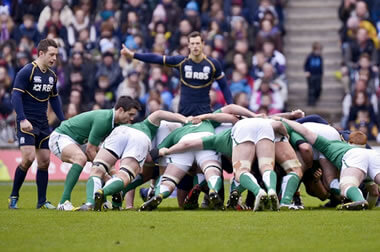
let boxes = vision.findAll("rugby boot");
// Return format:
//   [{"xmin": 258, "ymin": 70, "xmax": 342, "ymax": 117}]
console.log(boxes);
[
  {"xmin": 37, "ymin": 201, "xmax": 56, "ymax": 209},
  {"xmin": 226, "ymin": 190, "xmax": 240, "ymax": 210},
  {"xmin": 337, "ymin": 200, "xmax": 369, "ymax": 210},
  {"xmin": 279, "ymin": 203, "xmax": 299, "ymax": 210},
  {"xmin": 139, "ymin": 195, "xmax": 163, "ymax": 211},
  {"xmin": 8, "ymin": 196, "xmax": 18, "ymax": 209},
  {"xmin": 74, "ymin": 203, "xmax": 93, "ymax": 211},
  {"xmin": 111, "ymin": 192, "xmax": 123, "ymax": 210},
  {"xmin": 209, "ymin": 190, "xmax": 224, "ymax": 210},
  {"xmin": 253, "ymin": 190, "xmax": 268, "ymax": 212},
  {"xmin": 292, "ymin": 191, "xmax": 304, "ymax": 210},
  {"xmin": 94, "ymin": 189, "xmax": 105, "ymax": 211},
  {"xmin": 268, "ymin": 189, "xmax": 279, "ymax": 211},
  {"xmin": 183, "ymin": 184, "xmax": 202, "ymax": 210},
  {"xmin": 57, "ymin": 200, "xmax": 74, "ymax": 211}
]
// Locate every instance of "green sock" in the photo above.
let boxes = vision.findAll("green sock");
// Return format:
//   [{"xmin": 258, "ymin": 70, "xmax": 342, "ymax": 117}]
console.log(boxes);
[
  {"xmin": 193, "ymin": 173, "xmax": 205, "ymax": 186},
  {"xmin": 156, "ymin": 183, "xmax": 171, "ymax": 198},
  {"xmin": 240, "ymin": 172, "xmax": 261, "ymax": 196},
  {"xmin": 103, "ymin": 178, "xmax": 124, "ymax": 197},
  {"xmin": 86, "ymin": 176, "xmax": 102, "ymax": 205},
  {"xmin": 121, "ymin": 174, "xmax": 144, "ymax": 198},
  {"xmin": 60, "ymin": 163, "xmax": 83, "ymax": 204},
  {"xmin": 345, "ymin": 186, "xmax": 365, "ymax": 202},
  {"xmin": 280, "ymin": 172, "xmax": 300, "ymax": 204},
  {"xmin": 262, "ymin": 170, "xmax": 277, "ymax": 192},
  {"xmin": 230, "ymin": 179, "xmax": 246, "ymax": 194},
  {"xmin": 207, "ymin": 175, "xmax": 222, "ymax": 193}
]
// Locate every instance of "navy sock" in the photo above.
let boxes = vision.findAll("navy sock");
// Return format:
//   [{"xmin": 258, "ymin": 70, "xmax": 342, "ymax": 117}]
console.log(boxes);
[
  {"xmin": 10, "ymin": 166, "xmax": 27, "ymax": 197},
  {"xmin": 36, "ymin": 169, "xmax": 48, "ymax": 205}
]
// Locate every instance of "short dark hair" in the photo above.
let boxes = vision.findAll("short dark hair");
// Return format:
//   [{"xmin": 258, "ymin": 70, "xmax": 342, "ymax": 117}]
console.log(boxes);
[
  {"xmin": 188, "ymin": 31, "xmax": 203, "ymax": 42},
  {"xmin": 115, "ymin": 96, "xmax": 142, "ymax": 111},
  {"xmin": 37, "ymin": 38, "xmax": 58, "ymax": 54}
]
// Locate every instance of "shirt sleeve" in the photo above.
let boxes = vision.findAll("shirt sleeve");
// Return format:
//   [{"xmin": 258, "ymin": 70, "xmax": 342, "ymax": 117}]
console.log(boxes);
[{"xmin": 13, "ymin": 67, "xmax": 29, "ymax": 93}]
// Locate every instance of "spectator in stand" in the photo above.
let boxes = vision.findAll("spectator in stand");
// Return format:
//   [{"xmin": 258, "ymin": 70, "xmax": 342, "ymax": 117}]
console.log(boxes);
[
  {"xmin": 253, "ymin": 0, "xmax": 278, "ymax": 29},
  {"xmin": 116, "ymin": 69, "xmax": 145, "ymax": 101},
  {"xmin": 251, "ymin": 50, "xmax": 266, "ymax": 80},
  {"xmin": 37, "ymin": 0, "xmax": 73, "ymax": 33},
  {"xmin": 161, "ymin": 0, "xmax": 182, "ymax": 32},
  {"xmin": 183, "ymin": 1, "xmax": 201, "ymax": 31},
  {"xmin": 229, "ymin": 69, "xmax": 251, "ymax": 97},
  {"xmin": 225, "ymin": 39, "xmax": 253, "ymax": 69},
  {"xmin": 209, "ymin": 88, "xmax": 223, "ymax": 111},
  {"xmin": 347, "ymin": 90, "xmax": 378, "ymax": 130},
  {"xmin": 95, "ymin": 0, "xmax": 121, "ymax": 31},
  {"xmin": 0, "ymin": 65, "xmax": 11, "ymax": 93},
  {"xmin": 350, "ymin": 53, "xmax": 378, "ymax": 93},
  {"xmin": 262, "ymin": 39, "xmax": 286, "ymax": 78},
  {"xmin": 120, "ymin": 0, "xmax": 151, "ymax": 28},
  {"xmin": 96, "ymin": 51, "xmax": 123, "ymax": 94},
  {"xmin": 0, "ymin": 5, "xmax": 15, "ymax": 45},
  {"xmin": 0, "ymin": 82, "xmax": 16, "ymax": 147},
  {"xmin": 249, "ymin": 78, "xmax": 284, "ymax": 114},
  {"xmin": 338, "ymin": 0, "xmax": 356, "ymax": 26},
  {"xmin": 228, "ymin": 16, "xmax": 255, "ymax": 51},
  {"xmin": 14, "ymin": 14, "xmax": 40, "ymax": 45},
  {"xmin": 233, "ymin": 91, "xmax": 250, "ymax": 108},
  {"xmin": 344, "ymin": 27, "xmax": 376, "ymax": 67},
  {"xmin": 93, "ymin": 88, "xmax": 113, "ymax": 109},
  {"xmin": 256, "ymin": 18, "xmax": 283, "ymax": 52},
  {"xmin": 0, "ymin": 41, "xmax": 16, "ymax": 83},
  {"xmin": 67, "ymin": 8, "xmax": 96, "ymax": 49},
  {"xmin": 304, "ymin": 42, "xmax": 324, "ymax": 106},
  {"xmin": 350, "ymin": 110, "xmax": 379, "ymax": 141},
  {"xmin": 64, "ymin": 103, "xmax": 80, "ymax": 119},
  {"xmin": 11, "ymin": 0, "xmax": 45, "ymax": 25},
  {"xmin": 170, "ymin": 19, "xmax": 194, "ymax": 52}
]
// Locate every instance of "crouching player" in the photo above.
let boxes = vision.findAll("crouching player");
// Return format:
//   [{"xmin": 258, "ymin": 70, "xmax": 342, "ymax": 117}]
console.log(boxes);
[
  {"xmin": 49, "ymin": 96, "xmax": 140, "ymax": 210},
  {"xmin": 77, "ymin": 110, "xmax": 188, "ymax": 211},
  {"xmin": 278, "ymin": 117, "xmax": 380, "ymax": 210}
]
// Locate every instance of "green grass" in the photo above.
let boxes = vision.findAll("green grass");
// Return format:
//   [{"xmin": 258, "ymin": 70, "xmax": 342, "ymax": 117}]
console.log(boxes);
[{"xmin": 0, "ymin": 182, "xmax": 379, "ymax": 251}]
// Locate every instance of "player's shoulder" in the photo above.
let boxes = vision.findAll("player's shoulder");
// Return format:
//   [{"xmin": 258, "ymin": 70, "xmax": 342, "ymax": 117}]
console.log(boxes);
[
  {"xmin": 17, "ymin": 63, "xmax": 34, "ymax": 74},
  {"xmin": 204, "ymin": 56, "xmax": 222, "ymax": 68}
]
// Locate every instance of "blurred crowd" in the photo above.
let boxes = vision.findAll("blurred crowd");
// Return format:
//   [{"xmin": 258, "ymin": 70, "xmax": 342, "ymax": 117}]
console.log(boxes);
[
  {"xmin": 338, "ymin": 0, "xmax": 380, "ymax": 142},
  {"xmin": 0, "ymin": 0, "xmax": 289, "ymax": 147}
]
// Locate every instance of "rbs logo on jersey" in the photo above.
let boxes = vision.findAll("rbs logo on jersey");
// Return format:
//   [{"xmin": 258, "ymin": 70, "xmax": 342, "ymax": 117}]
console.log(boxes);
[
  {"xmin": 185, "ymin": 71, "xmax": 209, "ymax": 80},
  {"xmin": 32, "ymin": 84, "xmax": 54, "ymax": 92}
]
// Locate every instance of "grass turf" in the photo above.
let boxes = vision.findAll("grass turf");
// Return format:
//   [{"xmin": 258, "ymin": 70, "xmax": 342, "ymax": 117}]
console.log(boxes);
[{"xmin": 0, "ymin": 182, "xmax": 379, "ymax": 251}]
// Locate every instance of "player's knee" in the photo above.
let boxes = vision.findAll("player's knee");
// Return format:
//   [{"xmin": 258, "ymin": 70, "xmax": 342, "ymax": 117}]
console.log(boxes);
[
  {"xmin": 202, "ymin": 164, "xmax": 222, "ymax": 176},
  {"xmin": 37, "ymin": 158, "xmax": 50, "ymax": 170},
  {"xmin": 339, "ymin": 176, "xmax": 360, "ymax": 195},
  {"xmin": 22, "ymin": 153, "xmax": 35, "ymax": 168},
  {"xmin": 91, "ymin": 160, "xmax": 110, "ymax": 177},
  {"xmin": 281, "ymin": 159, "xmax": 303, "ymax": 177},
  {"xmin": 72, "ymin": 152, "xmax": 87, "ymax": 166},
  {"xmin": 258, "ymin": 157, "xmax": 274, "ymax": 170},
  {"xmin": 161, "ymin": 175, "xmax": 179, "ymax": 192},
  {"xmin": 119, "ymin": 166, "xmax": 137, "ymax": 186}
]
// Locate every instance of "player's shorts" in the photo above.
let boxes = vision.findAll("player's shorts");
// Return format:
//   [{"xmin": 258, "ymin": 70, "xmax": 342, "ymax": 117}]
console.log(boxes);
[
  {"xmin": 303, "ymin": 122, "xmax": 341, "ymax": 160},
  {"xmin": 16, "ymin": 119, "xmax": 51, "ymax": 149},
  {"xmin": 103, "ymin": 126, "xmax": 151, "ymax": 167},
  {"xmin": 231, "ymin": 118, "xmax": 274, "ymax": 147},
  {"xmin": 342, "ymin": 148, "xmax": 380, "ymax": 179},
  {"xmin": 165, "ymin": 132, "xmax": 221, "ymax": 171},
  {"xmin": 49, "ymin": 131, "xmax": 82, "ymax": 159}
]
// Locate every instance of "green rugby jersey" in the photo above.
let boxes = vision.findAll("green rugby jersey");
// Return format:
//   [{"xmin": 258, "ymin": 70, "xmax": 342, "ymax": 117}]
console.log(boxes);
[
  {"xmin": 56, "ymin": 109, "xmax": 115, "ymax": 146},
  {"xmin": 312, "ymin": 135, "xmax": 356, "ymax": 170},
  {"xmin": 202, "ymin": 128, "xmax": 232, "ymax": 157},
  {"xmin": 158, "ymin": 120, "xmax": 215, "ymax": 149},
  {"xmin": 128, "ymin": 118, "xmax": 159, "ymax": 141}
]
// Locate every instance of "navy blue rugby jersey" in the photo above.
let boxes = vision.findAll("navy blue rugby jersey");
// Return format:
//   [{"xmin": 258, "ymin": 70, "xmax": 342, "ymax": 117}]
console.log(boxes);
[
  {"xmin": 13, "ymin": 62, "xmax": 58, "ymax": 122},
  {"xmin": 164, "ymin": 55, "xmax": 224, "ymax": 105}
]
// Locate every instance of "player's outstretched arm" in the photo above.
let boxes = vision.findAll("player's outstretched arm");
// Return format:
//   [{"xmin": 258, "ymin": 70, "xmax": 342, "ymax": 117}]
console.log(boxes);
[
  {"xmin": 196, "ymin": 112, "xmax": 239, "ymax": 124},
  {"xmin": 271, "ymin": 109, "xmax": 305, "ymax": 120},
  {"xmin": 148, "ymin": 110, "xmax": 187, "ymax": 126},
  {"xmin": 160, "ymin": 139, "xmax": 204, "ymax": 156},
  {"xmin": 276, "ymin": 117, "xmax": 318, "ymax": 145},
  {"xmin": 49, "ymin": 95, "xmax": 65, "ymax": 121},
  {"xmin": 221, "ymin": 104, "xmax": 262, "ymax": 118}
]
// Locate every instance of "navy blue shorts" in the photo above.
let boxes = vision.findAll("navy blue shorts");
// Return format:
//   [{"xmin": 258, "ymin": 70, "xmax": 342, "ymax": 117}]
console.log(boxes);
[{"xmin": 16, "ymin": 119, "xmax": 51, "ymax": 149}]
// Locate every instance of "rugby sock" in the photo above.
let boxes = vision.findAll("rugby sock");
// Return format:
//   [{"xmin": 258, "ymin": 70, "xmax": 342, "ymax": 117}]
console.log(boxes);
[
  {"xmin": 329, "ymin": 179, "xmax": 340, "ymax": 196},
  {"xmin": 194, "ymin": 173, "xmax": 205, "ymax": 186},
  {"xmin": 262, "ymin": 170, "xmax": 277, "ymax": 192},
  {"xmin": 59, "ymin": 163, "xmax": 83, "ymax": 204},
  {"xmin": 207, "ymin": 175, "xmax": 222, "ymax": 193},
  {"xmin": 157, "ymin": 184, "xmax": 171, "ymax": 198},
  {"xmin": 345, "ymin": 186, "xmax": 365, "ymax": 202},
  {"xmin": 239, "ymin": 172, "xmax": 261, "ymax": 196},
  {"xmin": 121, "ymin": 174, "xmax": 144, "ymax": 197},
  {"xmin": 230, "ymin": 178, "xmax": 245, "ymax": 194},
  {"xmin": 36, "ymin": 169, "xmax": 48, "ymax": 205},
  {"xmin": 86, "ymin": 176, "xmax": 102, "ymax": 205},
  {"xmin": 103, "ymin": 178, "xmax": 124, "ymax": 196},
  {"xmin": 280, "ymin": 172, "xmax": 300, "ymax": 204},
  {"xmin": 10, "ymin": 165, "xmax": 27, "ymax": 197}
]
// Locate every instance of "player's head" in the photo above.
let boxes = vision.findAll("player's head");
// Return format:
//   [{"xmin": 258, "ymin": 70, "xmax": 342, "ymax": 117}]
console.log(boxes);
[
  {"xmin": 188, "ymin": 31, "xmax": 204, "ymax": 57},
  {"xmin": 348, "ymin": 130, "xmax": 367, "ymax": 147},
  {"xmin": 37, "ymin": 38, "xmax": 58, "ymax": 68},
  {"xmin": 114, "ymin": 96, "xmax": 142, "ymax": 124}
]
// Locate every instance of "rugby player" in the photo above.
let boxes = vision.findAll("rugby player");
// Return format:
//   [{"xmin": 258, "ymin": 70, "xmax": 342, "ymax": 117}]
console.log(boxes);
[
  {"xmin": 49, "ymin": 96, "xmax": 141, "ymax": 210},
  {"xmin": 9, "ymin": 39, "xmax": 65, "ymax": 209},
  {"xmin": 277, "ymin": 117, "xmax": 380, "ymax": 210},
  {"xmin": 76, "ymin": 110, "xmax": 188, "ymax": 211}
]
